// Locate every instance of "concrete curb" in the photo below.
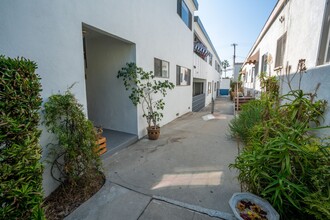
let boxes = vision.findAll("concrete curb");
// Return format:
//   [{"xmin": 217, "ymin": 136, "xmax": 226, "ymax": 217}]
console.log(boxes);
[{"xmin": 153, "ymin": 195, "xmax": 236, "ymax": 220}]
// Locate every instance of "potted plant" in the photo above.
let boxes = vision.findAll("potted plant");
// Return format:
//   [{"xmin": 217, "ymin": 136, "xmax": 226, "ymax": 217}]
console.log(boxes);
[
  {"xmin": 229, "ymin": 192, "xmax": 279, "ymax": 220},
  {"xmin": 117, "ymin": 62, "xmax": 174, "ymax": 140}
]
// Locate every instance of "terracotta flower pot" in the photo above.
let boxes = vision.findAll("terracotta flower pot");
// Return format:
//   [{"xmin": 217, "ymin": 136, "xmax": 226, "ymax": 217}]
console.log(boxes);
[{"xmin": 147, "ymin": 126, "xmax": 160, "ymax": 140}]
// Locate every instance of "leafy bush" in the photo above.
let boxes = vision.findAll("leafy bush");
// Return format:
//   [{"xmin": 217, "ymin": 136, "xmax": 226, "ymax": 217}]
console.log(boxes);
[
  {"xmin": 0, "ymin": 56, "xmax": 44, "ymax": 219},
  {"xmin": 303, "ymin": 146, "xmax": 330, "ymax": 220},
  {"xmin": 43, "ymin": 89, "xmax": 101, "ymax": 185},
  {"xmin": 230, "ymin": 80, "xmax": 330, "ymax": 219},
  {"xmin": 260, "ymin": 72, "xmax": 280, "ymax": 102},
  {"xmin": 229, "ymin": 100, "xmax": 266, "ymax": 144}
]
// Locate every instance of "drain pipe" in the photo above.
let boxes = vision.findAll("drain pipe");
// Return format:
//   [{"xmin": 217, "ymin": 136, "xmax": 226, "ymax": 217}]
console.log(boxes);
[
  {"xmin": 211, "ymin": 81, "xmax": 215, "ymax": 114},
  {"xmin": 211, "ymin": 97, "xmax": 215, "ymax": 114}
]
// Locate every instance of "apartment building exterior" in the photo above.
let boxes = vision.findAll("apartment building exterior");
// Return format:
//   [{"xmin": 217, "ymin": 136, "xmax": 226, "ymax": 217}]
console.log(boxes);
[
  {"xmin": 192, "ymin": 16, "xmax": 221, "ymax": 111},
  {"xmin": 1, "ymin": 0, "xmax": 223, "ymax": 195},
  {"xmin": 241, "ymin": 0, "xmax": 330, "ymax": 134}
]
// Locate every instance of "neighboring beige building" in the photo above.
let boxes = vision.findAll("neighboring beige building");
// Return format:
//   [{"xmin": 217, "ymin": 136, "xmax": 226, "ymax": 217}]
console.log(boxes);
[{"xmin": 241, "ymin": 0, "xmax": 330, "ymax": 133}]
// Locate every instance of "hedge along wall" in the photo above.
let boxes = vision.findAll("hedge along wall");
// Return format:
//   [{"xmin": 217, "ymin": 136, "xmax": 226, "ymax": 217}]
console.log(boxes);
[{"xmin": 0, "ymin": 56, "xmax": 44, "ymax": 219}]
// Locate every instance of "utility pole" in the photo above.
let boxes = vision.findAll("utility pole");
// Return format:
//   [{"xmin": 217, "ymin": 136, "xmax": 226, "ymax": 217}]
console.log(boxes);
[
  {"xmin": 231, "ymin": 43, "xmax": 238, "ymax": 67},
  {"xmin": 231, "ymin": 43, "xmax": 238, "ymax": 116}
]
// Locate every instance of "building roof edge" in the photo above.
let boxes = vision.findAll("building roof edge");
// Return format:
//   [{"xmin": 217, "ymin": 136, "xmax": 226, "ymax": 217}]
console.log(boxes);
[{"xmin": 194, "ymin": 16, "xmax": 221, "ymax": 63}]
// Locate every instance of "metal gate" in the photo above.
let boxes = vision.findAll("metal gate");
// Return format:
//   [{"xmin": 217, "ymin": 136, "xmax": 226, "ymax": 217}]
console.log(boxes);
[{"xmin": 192, "ymin": 93, "xmax": 205, "ymax": 112}]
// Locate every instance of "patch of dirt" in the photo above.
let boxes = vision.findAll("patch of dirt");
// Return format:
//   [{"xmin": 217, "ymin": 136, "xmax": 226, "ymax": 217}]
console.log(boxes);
[{"xmin": 43, "ymin": 171, "xmax": 105, "ymax": 220}]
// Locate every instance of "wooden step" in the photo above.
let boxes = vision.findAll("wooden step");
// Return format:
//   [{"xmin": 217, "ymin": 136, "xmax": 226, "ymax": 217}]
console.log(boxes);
[{"xmin": 234, "ymin": 97, "xmax": 255, "ymax": 111}]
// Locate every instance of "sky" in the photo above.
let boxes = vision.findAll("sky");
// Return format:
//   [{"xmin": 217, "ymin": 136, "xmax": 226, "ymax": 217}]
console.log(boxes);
[{"xmin": 195, "ymin": 0, "xmax": 278, "ymax": 76}]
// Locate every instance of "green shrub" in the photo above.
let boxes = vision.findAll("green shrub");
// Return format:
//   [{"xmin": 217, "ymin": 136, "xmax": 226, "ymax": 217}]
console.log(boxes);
[
  {"xmin": 0, "ymin": 56, "xmax": 44, "ymax": 219},
  {"xmin": 230, "ymin": 88, "xmax": 330, "ymax": 219},
  {"xmin": 229, "ymin": 99, "xmax": 266, "ymax": 144},
  {"xmin": 303, "ymin": 145, "xmax": 330, "ymax": 220},
  {"xmin": 43, "ymin": 89, "xmax": 101, "ymax": 185},
  {"xmin": 260, "ymin": 72, "xmax": 280, "ymax": 102}
]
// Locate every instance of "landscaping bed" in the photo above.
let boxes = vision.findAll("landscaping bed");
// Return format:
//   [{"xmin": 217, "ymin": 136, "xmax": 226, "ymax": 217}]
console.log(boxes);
[
  {"xmin": 229, "ymin": 68, "xmax": 330, "ymax": 219},
  {"xmin": 43, "ymin": 171, "xmax": 105, "ymax": 220}
]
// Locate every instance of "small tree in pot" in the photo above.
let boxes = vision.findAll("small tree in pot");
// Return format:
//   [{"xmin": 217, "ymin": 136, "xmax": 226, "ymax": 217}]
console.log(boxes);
[{"xmin": 117, "ymin": 63, "xmax": 174, "ymax": 140}]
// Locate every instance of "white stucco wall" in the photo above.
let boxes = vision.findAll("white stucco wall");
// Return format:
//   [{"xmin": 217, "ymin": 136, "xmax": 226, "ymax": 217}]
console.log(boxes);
[
  {"xmin": 131, "ymin": 1, "xmax": 196, "ymax": 130},
  {"xmin": 281, "ymin": 65, "xmax": 330, "ymax": 138},
  {"xmin": 0, "ymin": 0, "xmax": 197, "ymax": 196},
  {"xmin": 193, "ymin": 53, "xmax": 209, "ymax": 79},
  {"xmin": 220, "ymin": 78, "xmax": 231, "ymax": 90}
]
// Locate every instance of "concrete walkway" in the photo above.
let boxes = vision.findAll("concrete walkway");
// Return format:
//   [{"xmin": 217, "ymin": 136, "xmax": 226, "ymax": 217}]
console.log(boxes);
[{"xmin": 66, "ymin": 97, "xmax": 240, "ymax": 220}]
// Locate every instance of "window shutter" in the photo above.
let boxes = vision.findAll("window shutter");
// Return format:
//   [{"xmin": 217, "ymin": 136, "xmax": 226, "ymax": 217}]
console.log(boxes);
[
  {"xmin": 282, "ymin": 34, "xmax": 287, "ymax": 65},
  {"xmin": 189, "ymin": 10, "xmax": 192, "ymax": 30},
  {"xmin": 188, "ymin": 69, "xmax": 191, "ymax": 85},
  {"xmin": 254, "ymin": 62, "xmax": 259, "ymax": 76},
  {"xmin": 177, "ymin": 0, "xmax": 181, "ymax": 16},
  {"xmin": 318, "ymin": 1, "xmax": 330, "ymax": 65},
  {"xmin": 154, "ymin": 58, "xmax": 160, "ymax": 77},
  {"xmin": 176, "ymin": 65, "xmax": 181, "ymax": 85},
  {"xmin": 275, "ymin": 38, "xmax": 282, "ymax": 67},
  {"xmin": 275, "ymin": 33, "xmax": 287, "ymax": 68}
]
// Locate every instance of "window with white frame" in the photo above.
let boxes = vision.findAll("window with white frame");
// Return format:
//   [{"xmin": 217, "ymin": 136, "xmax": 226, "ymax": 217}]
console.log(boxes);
[
  {"xmin": 176, "ymin": 65, "xmax": 191, "ymax": 86},
  {"xmin": 177, "ymin": 0, "xmax": 192, "ymax": 30},
  {"xmin": 317, "ymin": 0, "xmax": 330, "ymax": 65},
  {"xmin": 154, "ymin": 58, "xmax": 169, "ymax": 78},
  {"xmin": 275, "ymin": 32, "xmax": 287, "ymax": 68}
]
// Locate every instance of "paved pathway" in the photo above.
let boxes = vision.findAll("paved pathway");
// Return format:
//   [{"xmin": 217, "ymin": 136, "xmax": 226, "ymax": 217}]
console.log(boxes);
[{"xmin": 66, "ymin": 97, "xmax": 240, "ymax": 220}]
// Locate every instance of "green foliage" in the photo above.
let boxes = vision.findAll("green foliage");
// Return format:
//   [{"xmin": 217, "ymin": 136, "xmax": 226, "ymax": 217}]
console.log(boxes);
[
  {"xmin": 0, "ymin": 55, "xmax": 45, "ymax": 219},
  {"xmin": 230, "ymin": 81, "xmax": 242, "ymax": 91},
  {"xmin": 43, "ymin": 89, "xmax": 101, "ymax": 185},
  {"xmin": 221, "ymin": 60, "xmax": 230, "ymax": 77},
  {"xmin": 221, "ymin": 60, "xmax": 229, "ymax": 70},
  {"xmin": 229, "ymin": 100, "xmax": 266, "ymax": 144},
  {"xmin": 230, "ymin": 74, "xmax": 330, "ymax": 219},
  {"xmin": 303, "ymin": 146, "xmax": 330, "ymax": 220},
  {"xmin": 117, "ymin": 63, "xmax": 174, "ymax": 128},
  {"xmin": 260, "ymin": 72, "xmax": 280, "ymax": 103}
]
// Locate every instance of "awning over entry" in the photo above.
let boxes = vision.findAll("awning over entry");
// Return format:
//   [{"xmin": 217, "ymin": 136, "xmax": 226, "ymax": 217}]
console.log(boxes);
[
  {"xmin": 194, "ymin": 42, "xmax": 209, "ymax": 58},
  {"xmin": 247, "ymin": 50, "xmax": 260, "ymax": 64}
]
